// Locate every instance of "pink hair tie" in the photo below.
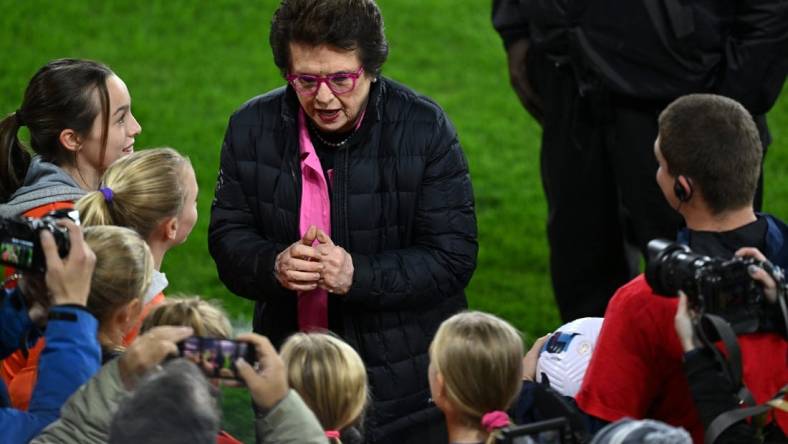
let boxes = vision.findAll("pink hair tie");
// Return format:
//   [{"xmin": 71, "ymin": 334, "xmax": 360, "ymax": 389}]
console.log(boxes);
[
  {"xmin": 481, "ymin": 411, "xmax": 510, "ymax": 433},
  {"xmin": 325, "ymin": 430, "xmax": 340, "ymax": 439}
]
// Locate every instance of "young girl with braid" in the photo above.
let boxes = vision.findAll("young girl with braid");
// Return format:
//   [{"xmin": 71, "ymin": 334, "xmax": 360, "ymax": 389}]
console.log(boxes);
[
  {"xmin": 429, "ymin": 311, "xmax": 524, "ymax": 444},
  {"xmin": 281, "ymin": 332, "xmax": 368, "ymax": 444},
  {"xmin": 77, "ymin": 147, "xmax": 198, "ymax": 344}
]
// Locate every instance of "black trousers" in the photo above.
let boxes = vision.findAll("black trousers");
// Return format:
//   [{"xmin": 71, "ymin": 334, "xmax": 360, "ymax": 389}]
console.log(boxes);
[{"xmin": 529, "ymin": 51, "xmax": 683, "ymax": 321}]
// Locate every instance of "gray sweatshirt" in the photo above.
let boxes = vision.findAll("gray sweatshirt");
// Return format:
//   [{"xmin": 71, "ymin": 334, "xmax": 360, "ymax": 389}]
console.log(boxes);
[{"xmin": 0, "ymin": 156, "xmax": 85, "ymax": 218}]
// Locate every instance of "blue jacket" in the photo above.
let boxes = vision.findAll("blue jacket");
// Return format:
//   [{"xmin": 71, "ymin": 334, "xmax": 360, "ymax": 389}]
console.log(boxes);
[{"xmin": 0, "ymin": 288, "xmax": 100, "ymax": 444}]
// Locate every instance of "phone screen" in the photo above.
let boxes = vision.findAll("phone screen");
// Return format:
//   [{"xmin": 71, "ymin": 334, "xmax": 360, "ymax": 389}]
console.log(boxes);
[{"xmin": 178, "ymin": 336, "xmax": 256, "ymax": 380}]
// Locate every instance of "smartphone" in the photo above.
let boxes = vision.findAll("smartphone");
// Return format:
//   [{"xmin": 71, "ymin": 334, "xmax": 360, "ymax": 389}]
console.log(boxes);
[{"xmin": 177, "ymin": 336, "xmax": 257, "ymax": 381}]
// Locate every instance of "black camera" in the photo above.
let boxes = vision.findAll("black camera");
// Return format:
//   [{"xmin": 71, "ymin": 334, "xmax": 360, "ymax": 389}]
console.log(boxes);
[
  {"xmin": 0, "ymin": 210, "xmax": 77, "ymax": 272},
  {"xmin": 645, "ymin": 239, "xmax": 786, "ymax": 335}
]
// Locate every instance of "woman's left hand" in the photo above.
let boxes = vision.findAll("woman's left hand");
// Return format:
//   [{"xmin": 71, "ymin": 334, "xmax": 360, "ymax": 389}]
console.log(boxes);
[{"xmin": 315, "ymin": 229, "xmax": 354, "ymax": 295}]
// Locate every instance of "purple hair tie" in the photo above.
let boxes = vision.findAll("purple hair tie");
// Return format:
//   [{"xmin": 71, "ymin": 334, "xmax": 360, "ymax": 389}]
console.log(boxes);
[{"xmin": 99, "ymin": 186, "xmax": 114, "ymax": 203}]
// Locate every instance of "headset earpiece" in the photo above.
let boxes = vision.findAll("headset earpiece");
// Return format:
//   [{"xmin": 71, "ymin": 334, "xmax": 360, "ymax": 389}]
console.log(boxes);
[{"xmin": 673, "ymin": 176, "xmax": 692, "ymax": 202}]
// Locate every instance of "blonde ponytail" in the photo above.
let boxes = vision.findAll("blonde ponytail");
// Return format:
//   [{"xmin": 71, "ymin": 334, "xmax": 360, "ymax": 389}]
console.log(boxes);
[
  {"xmin": 76, "ymin": 147, "xmax": 191, "ymax": 239},
  {"xmin": 430, "ymin": 311, "xmax": 523, "ymax": 443}
]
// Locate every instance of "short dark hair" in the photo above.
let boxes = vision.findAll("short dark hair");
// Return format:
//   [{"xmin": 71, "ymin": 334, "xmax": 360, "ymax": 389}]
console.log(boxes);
[
  {"xmin": 269, "ymin": 0, "xmax": 389, "ymax": 77},
  {"xmin": 108, "ymin": 359, "xmax": 220, "ymax": 444},
  {"xmin": 0, "ymin": 59, "xmax": 113, "ymax": 201},
  {"xmin": 658, "ymin": 94, "xmax": 762, "ymax": 214}
]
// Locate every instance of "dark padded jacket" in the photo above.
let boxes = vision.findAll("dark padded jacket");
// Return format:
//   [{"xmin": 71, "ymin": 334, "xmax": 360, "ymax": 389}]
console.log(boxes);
[
  {"xmin": 492, "ymin": 0, "xmax": 788, "ymax": 115},
  {"xmin": 209, "ymin": 77, "xmax": 477, "ymax": 441}
]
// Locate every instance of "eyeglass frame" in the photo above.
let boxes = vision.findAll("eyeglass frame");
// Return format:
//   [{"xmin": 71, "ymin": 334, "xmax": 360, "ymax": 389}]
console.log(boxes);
[{"xmin": 286, "ymin": 66, "xmax": 365, "ymax": 96}]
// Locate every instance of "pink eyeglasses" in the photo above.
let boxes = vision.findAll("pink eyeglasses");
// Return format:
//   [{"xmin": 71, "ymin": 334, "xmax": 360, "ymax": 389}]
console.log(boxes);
[{"xmin": 286, "ymin": 66, "xmax": 365, "ymax": 96}]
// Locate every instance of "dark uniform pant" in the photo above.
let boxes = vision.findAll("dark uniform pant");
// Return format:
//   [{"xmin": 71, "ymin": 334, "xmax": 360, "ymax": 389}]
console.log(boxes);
[{"xmin": 528, "ymin": 49, "xmax": 683, "ymax": 321}]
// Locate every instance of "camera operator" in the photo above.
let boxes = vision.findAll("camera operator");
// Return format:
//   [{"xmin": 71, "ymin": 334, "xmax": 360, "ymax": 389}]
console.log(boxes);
[
  {"xmin": 574, "ymin": 94, "xmax": 788, "ymax": 442},
  {"xmin": 31, "ymin": 329, "xmax": 326, "ymax": 444},
  {"xmin": 0, "ymin": 220, "xmax": 100, "ymax": 443},
  {"xmin": 675, "ymin": 247, "xmax": 786, "ymax": 444}
]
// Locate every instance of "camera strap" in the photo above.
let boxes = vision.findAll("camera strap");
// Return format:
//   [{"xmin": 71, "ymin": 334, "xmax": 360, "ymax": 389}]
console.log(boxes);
[
  {"xmin": 704, "ymin": 384, "xmax": 788, "ymax": 444},
  {"xmin": 695, "ymin": 313, "xmax": 788, "ymax": 444},
  {"xmin": 696, "ymin": 313, "xmax": 751, "ymax": 403}
]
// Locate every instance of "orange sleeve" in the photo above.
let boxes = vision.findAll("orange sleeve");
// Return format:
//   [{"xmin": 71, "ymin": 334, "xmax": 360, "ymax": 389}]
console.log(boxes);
[{"xmin": 2, "ymin": 339, "xmax": 45, "ymax": 411}]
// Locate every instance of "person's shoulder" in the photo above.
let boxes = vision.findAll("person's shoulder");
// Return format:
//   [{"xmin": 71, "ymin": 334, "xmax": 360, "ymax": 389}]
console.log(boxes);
[
  {"xmin": 228, "ymin": 87, "xmax": 288, "ymax": 127},
  {"xmin": 606, "ymin": 274, "xmax": 677, "ymax": 319},
  {"xmin": 380, "ymin": 77, "xmax": 447, "ymax": 124}
]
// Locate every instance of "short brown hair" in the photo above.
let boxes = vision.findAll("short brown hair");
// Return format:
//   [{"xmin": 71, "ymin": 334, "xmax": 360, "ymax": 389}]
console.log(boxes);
[
  {"xmin": 658, "ymin": 94, "xmax": 762, "ymax": 214},
  {"xmin": 269, "ymin": 0, "xmax": 389, "ymax": 77}
]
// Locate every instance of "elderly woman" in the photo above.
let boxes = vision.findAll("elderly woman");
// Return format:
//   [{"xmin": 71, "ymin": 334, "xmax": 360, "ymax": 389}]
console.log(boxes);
[{"xmin": 209, "ymin": 0, "xmax": 477, "ymax": 442}]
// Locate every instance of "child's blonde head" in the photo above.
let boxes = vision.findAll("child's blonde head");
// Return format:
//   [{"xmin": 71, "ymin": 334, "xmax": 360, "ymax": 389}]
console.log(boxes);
[
  {"xmin": 280, "ymin": 332, "xmax": 368, "ymax": 441},
  {"xmin": 140, "ymin": 296, "xmax": 232, "ymax": 338},
  {"xmin": 429, "ymin": 311, "xmax": 523, "ymax": 443},
  {"xmin": 83, "ymin": 225, "xmax": 153, "ymax": 341},
  {"xmin": 76, "ymin": 147, "xmax": 192, "ymax": 240}
]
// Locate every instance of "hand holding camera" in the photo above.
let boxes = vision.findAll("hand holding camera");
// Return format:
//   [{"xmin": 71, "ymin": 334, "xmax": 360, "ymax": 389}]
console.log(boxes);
[
  {"xmin": 647, "ymin": 239, "xmax": 787, "ymax": 336},
  {"xmin": 40, "ymin": 219, "xmax": 95, "ymax": 307}
]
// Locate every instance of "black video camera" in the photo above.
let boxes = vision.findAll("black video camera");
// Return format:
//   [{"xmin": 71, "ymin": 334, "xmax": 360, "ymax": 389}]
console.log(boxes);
[
  {"xmin": 645, "ymin": 239, "xmax": 787, "ymax": 335},
  {"xmin": 0, "ymin": 210, "xmax": 78, "ymax": 272}
]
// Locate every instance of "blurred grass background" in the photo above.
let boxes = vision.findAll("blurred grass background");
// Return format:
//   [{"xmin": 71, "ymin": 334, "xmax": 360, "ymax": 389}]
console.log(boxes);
[{"xmin": 1, "ymin": 1, "xmax": 786, "ymax": 441}]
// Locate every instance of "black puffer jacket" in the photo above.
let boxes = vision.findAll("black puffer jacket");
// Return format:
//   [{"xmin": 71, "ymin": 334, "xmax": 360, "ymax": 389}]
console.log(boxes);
[{"xmin": 209, "ymin": 77, "xmax": 477, "ymax": 442}]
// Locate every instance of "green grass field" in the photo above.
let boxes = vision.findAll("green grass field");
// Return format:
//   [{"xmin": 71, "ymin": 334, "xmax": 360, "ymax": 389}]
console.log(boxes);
[{"xmin": 2, "ymin": 1, "xmax": 787, "ymax": 441}]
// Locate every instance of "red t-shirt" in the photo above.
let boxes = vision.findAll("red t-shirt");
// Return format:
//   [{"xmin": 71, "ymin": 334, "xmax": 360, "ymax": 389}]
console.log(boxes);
[{"xmin": 576, "ymin": 274, "xmax": 788, "ymax": 443}]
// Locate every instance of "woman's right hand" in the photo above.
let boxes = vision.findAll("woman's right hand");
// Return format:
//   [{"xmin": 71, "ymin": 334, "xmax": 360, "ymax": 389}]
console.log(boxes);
[
  {"xmin": 41, "ymin": 220, "xmax": 96, "ymax": 307},
  {"xmin": 274, "ymin": 225, "xmax": 323, "ymax": 291}
]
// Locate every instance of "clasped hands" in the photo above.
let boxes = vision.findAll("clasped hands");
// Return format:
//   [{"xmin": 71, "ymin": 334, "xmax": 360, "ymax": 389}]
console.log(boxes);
[{"xmin": 274, "ymin": 225, "xmax": 354, "ymax": 295}]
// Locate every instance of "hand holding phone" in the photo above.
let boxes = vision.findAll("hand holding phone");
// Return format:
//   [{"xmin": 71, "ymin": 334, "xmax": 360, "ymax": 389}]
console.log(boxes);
[
  {"xmin": 177, "ymin": 336, "xmax": 258, "ymax": 381},
  {"xmin": 234, "ymin": 333, "xmax": 289, "ymax": 411}
]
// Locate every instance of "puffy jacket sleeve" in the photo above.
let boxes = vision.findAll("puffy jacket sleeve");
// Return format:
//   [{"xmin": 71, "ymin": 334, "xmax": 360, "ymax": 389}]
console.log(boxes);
[
  {"xmin": 209, "ymin": 118, "xmax": 288, "ymax": 302},
  {"xmin": 1, "ymin": 306, "xmax": 100, "ymax": 444},
  {"xmin": 254, "ymin": 389, "xmax": 327, "ymax": 444},
  {"xmin": 492, "ymin": 0, "xmax": 530, "ymax": 49},
  {"xmin": 31, "ymin": 358, "xmax": 128, "ymax": 444},
  {"xmin": 345, "ymin": 110, "xmax": 478, "ymax": 310},
  {"xmin": 715, "ymin": 0, "xmax": 788, "ymax": 114}
]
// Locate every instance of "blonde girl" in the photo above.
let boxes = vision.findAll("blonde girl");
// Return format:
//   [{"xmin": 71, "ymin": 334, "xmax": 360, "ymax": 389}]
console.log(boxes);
[
  {"xmin": 429, "ymin": 311, "xmax": 524, "ymax": 444},
  {"xmin": 281, "ymin": 333, "xmax": 368, "ymax": 443},
  {"xmin": 140, "ymin": 296, "xmax": 232, "ymax": 338},
  {"xmin": 82, "ymin": 226, "xmax": 154, "ymax": 361},
  {"xmin": 3, "ymin": 225, "xmax": 153, "ymax": 409},
  {"xmin": 76, "ymin": 147, "xmax": 198, "ymax": 343}
]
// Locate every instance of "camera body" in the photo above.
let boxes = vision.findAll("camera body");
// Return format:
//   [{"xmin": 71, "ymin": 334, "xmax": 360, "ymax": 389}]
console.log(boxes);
[
  {"xmin": 0, "ymin": 210, "xmax": 76, "ymax": 272},
  {"xmin": 645, "ymin": 239, "xmax": 784, "ymax": 334}
]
